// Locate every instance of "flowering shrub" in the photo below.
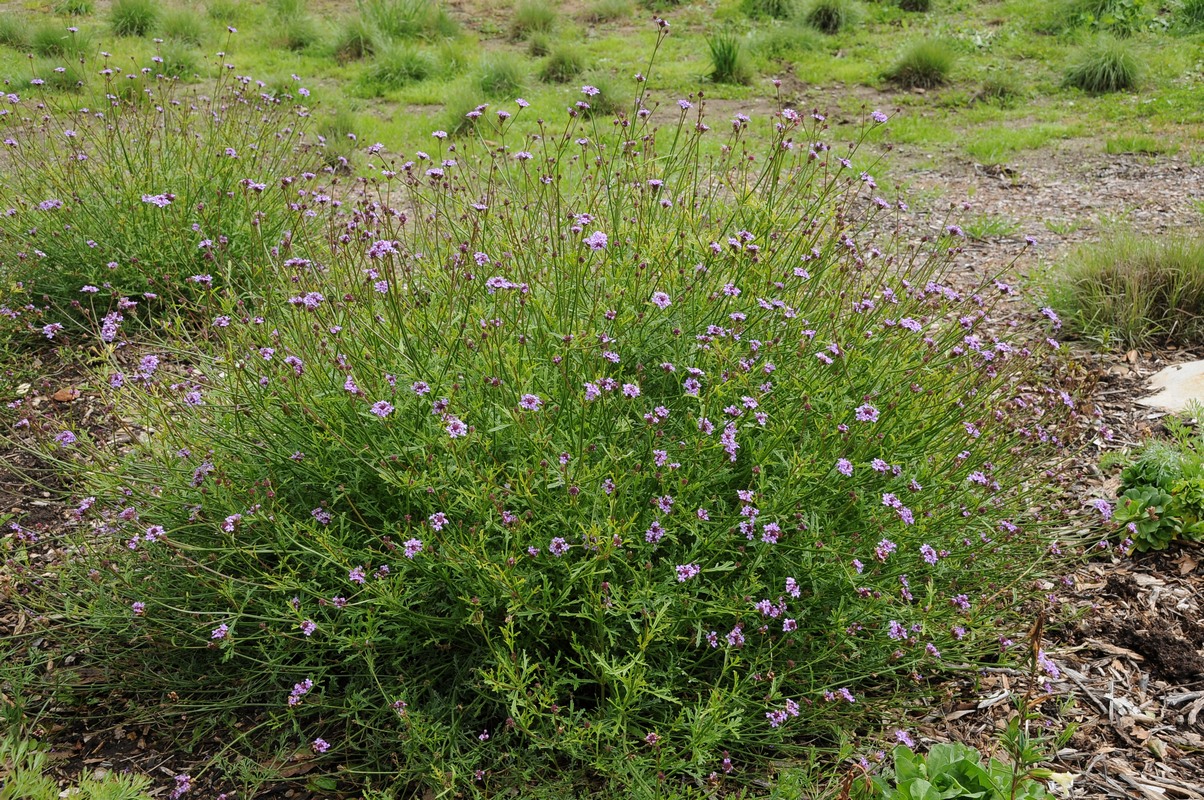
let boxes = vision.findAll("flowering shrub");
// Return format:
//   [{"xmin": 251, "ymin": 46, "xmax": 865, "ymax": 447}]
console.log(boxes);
[
  {"xmin": 23, "ymin": 37, "xmax": 1083, "ymax": 793},
  {"xmin": 0, "ymin": 61, "xmax": 323, "ymax": 325}
]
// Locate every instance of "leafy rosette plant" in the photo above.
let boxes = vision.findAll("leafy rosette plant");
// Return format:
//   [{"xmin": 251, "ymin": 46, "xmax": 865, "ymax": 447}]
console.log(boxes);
[{"xmin": 40, "ymin": 50, "xmax": 1082, "ymax": 793}]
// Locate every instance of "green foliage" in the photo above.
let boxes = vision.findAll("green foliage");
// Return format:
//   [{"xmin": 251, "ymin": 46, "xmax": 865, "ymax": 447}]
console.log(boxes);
[
  {"xmin": 578, "ymin": 70, "xmax": 622, "ymax": 116},
  {"xmin": 866, "ymin": 743, "xmax": 1051, "ymax": 800},
  {"xmin": 334, "ymin": 16, "xmax": 377, "ymax": 61},
  {"xmin": 897, "ymin": 0, "xmax": 931, "ymax": 11},
  {"xmin": 1042, "ymin": 232, "xmax": 1204, "ymax": 347},
  {"xmin": 363, "ymin": 41, "xmax": 438, "ymax": 91},
  {"xmin": 886, "ymin": 39, "xmax": 955, "ymax": 88},
  {"xmin": 708, "ymin": 33, "xmax": 755, "ymax": 84},
  {"xmin": 1104, "ymin": 134, "xmax": 1175, "ymax": 154},
  {"xmin": 741, "ymin": 0, "xmax": 797, "ymax": 19},
  {"xmin": 33, "ymin": 59, "xmax": 86, "ymax": 90},
  {"xmin": 159, "ymin": 7, "xmax": 206, "ymax": 46},
  {"xmin": 110, "ymin": 0, "xmax": 160, "ymax": 37},
  {"xmin": 0, "ymin": 72, "xmax": 322, "ymax": 313},
  {"xmin": 1109, "ymin": 423, "xmax": 1204, "ymax": 551},
  {"xmin": 475, "ymin": 51, "xmax": 527, "ymax": 96},
  {"xmin": 0, "ymin": 14, "xmax": 31, "ymax": 49},
  {"xmin": 1179, "ymin": 0, "xmax": 1204, "ymax": 30},
  {"xmin": 12, "ymin": 60, "xmax": 1079, "ymax": 794},
  {"xmin": 0, "ymin": 734, "xmax": 154, "ymax": 800},
  {"xmin": 53, "ymin": 0, "xmax": 94, "ymax": 15},
  {"xmin": 961, "ymin": 213, "xmax": 1020, "ymax": 241},
  {"xmin": 805, "ymin": 0, "xmax": 857, "ymax": 34},
  {"xmin": 585, "ymin": 0, "xmax": 634, "ymax": 23},
  {"xmin": 31, "ymin": 24, "xmax": 91, "ymax": 57},
  {"xmin": 437, "ymin": 79, "xmax": 485, "ymax": 133},
  {"xmin": 357, "ymin": 0, "xmax": 460, "ymax": 41},
  {"xmin": 540, "ymin": 45, "xmax": 586, "ymax": 82},
  {"xmin": 751, "ymin": 19, "xmax": 826, "ymax": 58},
  {"xmin": 154, "ymin": 41, "xmax": 201, "ymax": 78},
  {"xmin": 205, "ymin": 0, "xmax": 244, "ymax": 24},
  {"xmin": 511, "ymin": 0, "xmax": 558, "ymax": 40},
  {"xmin": 975, "ymin": 73, "xmax": 1024, "ymax": 105},
  {"xmin": 1050, "ymin": 0, "xmax": 1163, "ymax": 36},
  {"xmin": 1064, "ymin": 36, "xmax": 1142, "ymax": 92}
]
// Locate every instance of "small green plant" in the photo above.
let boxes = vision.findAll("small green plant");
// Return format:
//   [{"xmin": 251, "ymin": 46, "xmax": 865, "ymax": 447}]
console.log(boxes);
[
  {"xmin": 578, "ymin": 70, "xmax": 622, "ymax": 116},
  {"xmin": 897, "ymin": 0, "xmax": 931, "ymax": 11},
  {"xmin": 31, "ymin": 24, "xmax": 91, "ymax": 57},
  {"xmin": 510, "ymin": 0, "xmax": 557, "ymax": 40},
  {"xmin": 708, "ymin": 32, "xmax": 755, "ymax": 84},
  {"xmin": 962, "ymin": 213, "xmax": 1021, "ymax": 241},
  {"xmin": 363, "ymin": 41, "xmax": 437, "ymax": 91},
  {"xmin": 540, "ymin": 45, "xmax": 586, "ymax": 82},
  {"xmin": 205, "ymin": 0, "xmax": 243, "ymax": 23},
  {"xmin": 1043, "ymin": 232, "xmax": 1204, "ymax": 348},
  {"xmin": 1105, "ymin": 420, "xmax": 1204, "ymax": 551},
  {"xmin": 437, "ymin": 79, "xmax": 485, "ymax": 133},
  {"xmin": 53, "ymin": 0, "xmax": 94, "ymax": 15},
  {"xmin": 805, "ymin": 0, "xmax": 856, "ymax": 34},
  {"xmin": 741, "ymin": 0, "xmax": 796, "ymax": 19},
  {"xmin": 357, "ymin": 0, "xmax": 459, "ymax": 41},
  {"xmin": 1050, "ymin": 0, "xmax": 1162, "ymax": 35},
  {"xmin": 975, "ymin": 73, "xmax": 1024, "ymax": 105},
  {"xmin": 1179, "ymin": 0, "xmax": 1204, "ymax": 30},
  {"xmin": 153, "ymin": 41, "xmax": 201, "ymax": 78},
  {"xmin": 110, "ymin": 0, "xmax": 160, "ymax": 37},
  {"xmin": 0, "ymin": 734, "xmax": 155, "ymax": 800},
  {"xmin": 752, "ymin": 19, "xmax": 826, "ymax": 58},
  {"xmin": 886, "ymin": 39, "xmax": 955, "ymax": 88},
  {"xmin": 475, "ymin": 52, "xmax": 527, "ymax": 97},
  {"xmin": 1064, "ymin": 36, "xmax": 1141, "ymax": 92},
  {"xmin": 585, "ymin": 0, "xmax": 633, "ymax": 22},
  {"xmin": 278, "ymin": 15, "xmax": 321, "ymax": 50},
  {"xmin": 34, "ymin": 60, "xmax": 87, "ymax": 90},
  {"xmin": 159, "ymin": 7, "xmax": 206, "ymax": 46},
  {"xmin": 334, "ymin": 16, "xmax": 376, "ymax": 61},
  {"xmin": 1104, "ymin": 134, "xmax": 1174, "ymax": 154},
  {"xmin": 0, "ymin": 14, "xmax": 31, "ymax": 49},
  {"xmin": 865, "ymin": 742, "xmax": 1055, "ymax": 800}
]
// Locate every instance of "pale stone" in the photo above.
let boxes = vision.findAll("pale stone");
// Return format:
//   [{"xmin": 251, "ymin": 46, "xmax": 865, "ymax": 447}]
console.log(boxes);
[{"xmin": 1138, "ymin": 360, "xmax": 1204, "ymax": 413}]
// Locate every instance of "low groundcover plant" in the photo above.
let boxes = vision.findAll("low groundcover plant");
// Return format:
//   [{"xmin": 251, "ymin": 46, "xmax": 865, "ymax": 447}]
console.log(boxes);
[{"xmin": 7, "ymin": 30, "xmax": 1085, "ymax": 796}]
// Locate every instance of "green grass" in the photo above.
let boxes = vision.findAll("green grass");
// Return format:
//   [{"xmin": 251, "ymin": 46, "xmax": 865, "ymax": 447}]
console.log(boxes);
[
  {"xmin": 741, "ymin": 0, "xmax": 797, "ymax": 19},
  {"xmin": 1065, "ymin": 36, "xmax": 1142, "ymax": 93},
  {"xmin": 358, "ymin": 0, "xmax": 460, "ymax": 41},
  {"xmin": 476, "ymin": 51, "xmax": 527, "ymax": 97},
  {"xmin": 1044, "ymin": 232, "xmax": 1204, "ymax": 348},
  {"xmin": 708, "ymin": 33, "xmax": 755, "ymax": 84},
  {"xmin": 540, "ymin": 45, "xmax": 586, "ymax": 82},
  {"xmin": 110, "ymin": 0, "xmax": 159, "ymax": 37},
  {"xmin": 1180, "ymin": 0, "xmax": 1204, "ymax": 30},
  {"xmin": 0, "ymin": 14, "xmax": 30, "ymax": 49},
  {"xmin": 899, "ymin": 0, "xmax": 931, "ymax": 11},
  {"xmin": 511, "ymin": 0, "xmax": 558, "ymax": 40},
  {"xmin": 964, "ymin": 122, "xmax": 1080, "ymax": 164},
  {"xmin": 159, "ymin": 8, "xmax": 206, "ymax": 46},
  {"xmin": 363, "ymin": 41, "xmax": 438, "ymax": 92},
  {"xmin": 886, "ymin": 39, "xmax": 955, "ymax": 88},
  {"xmin": 53, "ymin": 0, "xmax": 93, "ymax": 15},
  {"xmin": 584, "ymin": 0, "xmax": 633, "ymax": 23},
  {"xmin": 31, "ymin": 24, "xmax": 91, "ymax": 57},
  {"xmin": 804, "ymin": 0, "xmax": 857, "ymax": 34},
  {"xmin": 1104, "ymin": 134, "xmax": 1176, "ymax": 155}
]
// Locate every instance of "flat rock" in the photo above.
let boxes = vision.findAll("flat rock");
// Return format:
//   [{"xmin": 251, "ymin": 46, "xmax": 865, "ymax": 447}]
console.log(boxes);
[{"xmin": 1138, "ymin": 360, "xmax": 1204, "ymax": 413}]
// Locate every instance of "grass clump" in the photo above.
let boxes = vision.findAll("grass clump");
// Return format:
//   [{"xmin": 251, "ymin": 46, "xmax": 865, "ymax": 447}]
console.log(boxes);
[
  {"xmin": 804, "ymin": 0, "xmax": 857, "ymax": 34},
  {"xmin": 363, "ymin": 41, "xmax": 438, "ymax": 92},
  {"xmin": 53, "ymin": 0, "xmax": 94, "ymax": 15},
  {"xmin": 153, "ymin": 41, "xmax": 201, "ymax": 78},
  {"xmin": 159, "ymin": 7, "xmax": 206, "ymax": 46},
  {"xmin": 0, "ymin": 14, "xmax": 31, "ymax": 49},
  {"xmin": 741, "ymin": 0, "xmax": 796, "ymax": 18},
  {"xmin": 751, "ymin": 19, "xmax": 827, "ymax": 58},
  {"xmin": 31, "ymin": 24, "xmax": 91, "ymax": 57},
  {"xmin": 898, "ymin": 0, "xmax": 930, "ymax": 11},
  {"xmin": 0, "ymin": 732, "xmax": 154, "ymax": 800},
  {"xmin": 334, "ymin": 16, "xmax": 377, "ymax": 61},
  {"xmin": 110, "ymin": 0, "xmax": 160, "ymax": 37},
  {"xmin": 358, "ymin": 0, "xmax": 459, "ymax": 41},
  {"xmin": 1179, "ymin": 0, "xmax": 1204, "ymax": 30},
  {"xmin": 585, "ymin": 0, "xmax": 633, "ymax": 22},
  {"xmin": 540, "ymin": 45, "xmax": 586, "ymax": 82},
  {"xmin": 1104, "ymin": 134, "xmax": 1175, "ymax": 154},
  {"xmin": 510, "ymin": 0, "xmax": 557, "ymax": 39},
  {"xmin": 475, "ymin": 52, "xmax": 527, "ymax": 97},
  {"xmin": 708, "ymin": 32, "xmax": 755, "ymax": 84},
  {"xmin": 886, "ymin": 39, "xmax": 955, "ymax": 88},
  {"xmin": 1064, "ymin": 36, "xmax": 1142, "ymax": 92},
  {"xmin": 1043, "ymin": 232, "xmax": 1204, "ymax": 348}
]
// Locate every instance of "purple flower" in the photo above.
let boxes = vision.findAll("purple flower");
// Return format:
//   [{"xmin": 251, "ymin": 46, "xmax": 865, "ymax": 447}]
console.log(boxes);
[
  {"xmin": 549, "ymin": 537, "xmax": 569, "ymax": 556},
  {"xmin": 836, "ymin": 458, "xmax": 853, "ymax": 476},
  {"xmin": 445, "ymin": 417, "xmax": 468, "ymax": 438},
  {"xmin": 211, "ymin": 623, "xmax": 229, "ymax": 640},
  {"xmin": 650, "ymin": 291, "xmax": 671, "ymax": 309},
  {"xmin": 894, "ymin": 729, "xmax": 915, "ymax": 748},
  {"xmin": 371, "ymin": 400, "xmax": 394, "ymax": 417},
  {"xmin": 141, "ymin": 193, "xmax": 173, "ymax": 207},
  {"xmin": 622, "ymin": 383, "xmax": 640, "ymax": 398},
  {"xmin": 519, "ymin": 393, "xmax": 543, "ymax": 411},
  {"xmin": 583, "ymin": 231, "xmax": 608, "ymax": 250},
  {"xmin": 131, "ymin": 601, "xmax": 146, "ymax": 616},
  {"xmin": 169, "ymin": 774, "xmax": 191, "ymax": 799},
  {"xmin": 349, "ymin": 565, "xmax": 366, "ymax": 584},
  {"xmin": 300, "ymin": 619, "xmax": 316, "ymax": 636},
  {"xmin": 42, "ymin": 322, "xmax": 63, "ymax": 339},
  {"xmin": 311, "ymin": 738, "xmax": 330, "ymax": 753},
  {"xmin": 854, "ymin": 403, "xmax": 879, "ymax": 422},
  {"xmin": 403, "ymin": 538, "xmax": 423, "ymax": 558},
  {"xmin": 920, "ymin": 544, "xmax": 939, "ymax": 565},
  {"xmin": 675, "ymin": 563, "xmax": 700, "ymax": 582},
  {"xmin": 1086, "ymin": 498, "xmax": 1113, "ymax": 521},
  {"xmin": 54, "ymin": 430, "xmax": 76, "ymax": 446}
]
